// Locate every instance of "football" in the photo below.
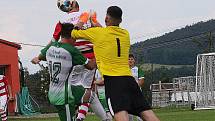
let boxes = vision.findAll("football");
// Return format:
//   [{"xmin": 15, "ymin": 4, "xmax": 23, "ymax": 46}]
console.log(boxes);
[{"xmin": 57, "ymin": 0, "xmax": 74, "ymax": 12}]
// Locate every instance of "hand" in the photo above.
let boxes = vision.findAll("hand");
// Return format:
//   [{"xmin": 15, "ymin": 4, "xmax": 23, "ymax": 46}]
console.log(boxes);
[
  {"xmin": 94, "ymin": 80, "xmax": 99, "ymax": 85},
  {"xmin": 89, "ymin": 11, "xmax": 99, "ymax": 26},
  {"xmin": 94, "ymin": 80, "xmax": 104, "ymax": 86},
  {"xmin": 31, "ymin": 57, "xmax": 41, "ymax": 64},
  {"xmin": 9, "ymin": 96, "xmax": 14, "ymax": 101}
]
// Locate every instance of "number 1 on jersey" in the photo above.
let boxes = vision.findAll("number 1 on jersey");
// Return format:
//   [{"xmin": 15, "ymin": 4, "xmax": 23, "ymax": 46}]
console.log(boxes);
[{"xmin": 116, "ymin": 38, "xmax": 121, "ymax": 57}]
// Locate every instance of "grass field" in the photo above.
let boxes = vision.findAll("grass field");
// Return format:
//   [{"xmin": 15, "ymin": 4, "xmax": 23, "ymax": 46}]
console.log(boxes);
[{"xmin": 9, "ymin": 108, "xmax": 215, "ymax": 121}]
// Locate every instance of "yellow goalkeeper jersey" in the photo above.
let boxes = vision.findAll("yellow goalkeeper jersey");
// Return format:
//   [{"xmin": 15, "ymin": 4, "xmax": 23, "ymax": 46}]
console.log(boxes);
[{"xmin": 72, "ymin": 26, "xmax": 132, "ymax": 76}]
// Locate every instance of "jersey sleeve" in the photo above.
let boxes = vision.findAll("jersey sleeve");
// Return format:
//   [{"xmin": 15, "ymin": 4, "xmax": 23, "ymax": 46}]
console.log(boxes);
[
  {"xmin": 40, "ymin": 41, "xmax": 55, "ymax": 58},
  {"xmin": 71, "ymin": 47, "xmax": 88, "ymax": 66},
  {"xmin": 53, "ymin": 22, "xmax": 62, "ymax": 40},
  {"xmin": 71, "ymin": 28, "xmax": 98, "ymax": 43},
  {"xmin": 138, "ymin": 68, "xmax": 144, "ymax": 79}
]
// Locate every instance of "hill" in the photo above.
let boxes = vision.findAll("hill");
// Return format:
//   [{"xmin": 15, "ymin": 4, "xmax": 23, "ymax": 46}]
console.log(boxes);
[{"xmin": 131, "ymin": 19, "xmax": 215, "ymax": 65}]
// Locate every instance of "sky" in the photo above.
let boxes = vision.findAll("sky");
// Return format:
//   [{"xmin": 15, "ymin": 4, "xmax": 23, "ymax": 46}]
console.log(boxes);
[{"xmin": 0, "ymin": 0, "xmax": 215, "ymax": 73}]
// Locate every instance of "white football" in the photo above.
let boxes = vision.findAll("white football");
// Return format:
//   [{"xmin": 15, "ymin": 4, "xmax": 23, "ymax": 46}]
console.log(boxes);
[{"xmin": 57, "ymin": 0, "xmax": 74, "ymax": 12}]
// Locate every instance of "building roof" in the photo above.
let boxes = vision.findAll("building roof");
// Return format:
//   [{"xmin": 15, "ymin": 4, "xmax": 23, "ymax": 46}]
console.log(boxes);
[{"xmin": 0, "ymin": 39, "xmax": 21, "ymax": 50}]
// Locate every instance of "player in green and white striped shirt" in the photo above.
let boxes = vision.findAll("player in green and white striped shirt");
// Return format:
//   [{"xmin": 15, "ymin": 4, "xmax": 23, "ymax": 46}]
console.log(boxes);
[{"xmin": 31, "ymin": 23, "xmax": 96, "ymax": 121}]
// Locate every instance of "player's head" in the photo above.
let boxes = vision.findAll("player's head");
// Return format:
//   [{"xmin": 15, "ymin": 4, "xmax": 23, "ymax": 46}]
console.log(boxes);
[
  {"xmin": 70, "ymin": 0, "xmax": 79, "ymax": 12},
  {"xmin": 61, "ymin": 23, "xmax": 75, "ymax": 44},
  {"xmin": 57, "ymin": 0, "xmax": 79, "ymax": 12},
  {"xmin": 61, "ymin": 23, "xmax": 75, "ymax": 45},
  {"xmin": 129, "ymin": 54, "xmax": 135, "ymax": 67},
  {"xmin": 105, "ymin": 6, "xmax": 122, "ymax": 26}
]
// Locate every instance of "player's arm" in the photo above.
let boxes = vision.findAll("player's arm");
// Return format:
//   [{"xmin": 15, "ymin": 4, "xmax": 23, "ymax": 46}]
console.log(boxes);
[
  {"xmin": 94, "ymin": 79, "xmax": 104, "ymax": 86},
  {"xmin": 89, "ymin": 11, "xmax": 102, "ymax": 27},
  {"xmin": 75, "ymin": 12, "xmax": 90, "ymax": 29},
  {"xmin": 31, "ymin": 54, "xmax": 46, "ymax": 64},
  {"xmin": 4, "ymin": 77, "xmax": 14, "ymax": 101},
  {"xmin": 31, "ymin": 41, "xmax": 53, "ymax": 64},
  {"xmin": 138, "ymin": 77, "xmax": 144, "ymax": 87},
  {"xmin": 94, "ymin": 69, "xmax": 104, "ymax": 86},
  {"xmin": 52, "ymin": 22, "xmax": 62, "ymax": 41},
  {"xmin": 85, "ymin": 59, "xmax": 96, "ymax": 70},
  {"xmin": 71, "ymin": 28, "xmax": 97, "ymax": 43},
  {"xmin": 7, "ymin": 85, "xmax": 14, "ymax": 101},
  {"xmin": 138, "ymin": 68, "xmax": 145, "ymax": 87}
]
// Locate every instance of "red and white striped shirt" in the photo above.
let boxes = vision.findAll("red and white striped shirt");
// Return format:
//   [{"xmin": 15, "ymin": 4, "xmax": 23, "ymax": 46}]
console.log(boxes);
[
  {"xmin": 0, "ymin": 75, "xmax": 8, "ymax": 96},
  {"xmin": 53, "ymin": 11, "xmax": 95, "ymax": 59}
]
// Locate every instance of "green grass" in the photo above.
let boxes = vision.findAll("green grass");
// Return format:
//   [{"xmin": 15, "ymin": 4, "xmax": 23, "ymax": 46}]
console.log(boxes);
[
  {"xmin": 9, "ymin": 115, "xmax": 99, "ymax": 121},
  {"xmin": 9, "ymin": 108, "xmax": 215, "ymax": 121},
  {"xmin": 154, "ymin": 108, "xmax": 215, "ymax": 121}
]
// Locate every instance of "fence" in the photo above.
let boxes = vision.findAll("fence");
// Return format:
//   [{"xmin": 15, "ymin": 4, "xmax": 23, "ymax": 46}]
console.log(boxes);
[{"xmin": 151, "ymin": 76, "xmax": 196, "ymax": 107}]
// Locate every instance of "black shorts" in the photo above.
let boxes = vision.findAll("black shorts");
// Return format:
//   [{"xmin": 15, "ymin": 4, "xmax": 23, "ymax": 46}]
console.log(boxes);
[{"xmin": 104, "ymin": 75, "xmax": 151, "ymax": 116}]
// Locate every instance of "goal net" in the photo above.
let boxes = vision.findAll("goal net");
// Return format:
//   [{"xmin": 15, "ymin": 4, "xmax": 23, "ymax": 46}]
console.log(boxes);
[{"xmin": 195, "ymin": 52, "xmax": 215, "ymax": 110}]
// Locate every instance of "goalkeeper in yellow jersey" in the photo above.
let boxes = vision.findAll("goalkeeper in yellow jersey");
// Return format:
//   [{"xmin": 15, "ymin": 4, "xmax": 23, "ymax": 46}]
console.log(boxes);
[{"xmin": 71, "ymin": 6, "xmax": 160, "ymax": 121}]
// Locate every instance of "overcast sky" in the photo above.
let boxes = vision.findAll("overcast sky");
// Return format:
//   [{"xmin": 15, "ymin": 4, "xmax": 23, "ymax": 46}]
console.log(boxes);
[{"xmin": 1, "ymin": 0, "xmax": 215, "ymax": 73}]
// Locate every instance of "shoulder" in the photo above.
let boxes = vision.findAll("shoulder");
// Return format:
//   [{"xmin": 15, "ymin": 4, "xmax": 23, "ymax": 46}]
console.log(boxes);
[
  {"xmin": 121, "ymin": 28, "xmax": 129, "ymax": 35},
  {"xmin": 88, "ymin": 27, "xmax": 103, "ymax": 31},
  {"xmin": 117, "ymin": 26, "xmax": 130, "ymax": 36},
  {"xmin": 61, "ymin": 43, "xmax": 80, "ymax": 53},
  {"xmin": 48, "ymin": 41, "xmax": 59, "ymax": 48},
  {"xmin": 108, "ymin": 26, "xmax": 129, "ymax": 34}
]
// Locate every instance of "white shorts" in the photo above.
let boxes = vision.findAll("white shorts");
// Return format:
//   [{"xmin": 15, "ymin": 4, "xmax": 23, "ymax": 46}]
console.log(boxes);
[
  {"xmin": 69, "ymin": 65, "xmax": 96, "ymax": 88},
  {"xmin": 0, "ymin": 95, "xmax": 7, "ymax": 111}
]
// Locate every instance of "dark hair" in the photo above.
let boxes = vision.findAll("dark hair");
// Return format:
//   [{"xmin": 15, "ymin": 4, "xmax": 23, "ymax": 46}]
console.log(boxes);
[
  {"xmin": 71, "ymin": 0, "xmax": 79, "ymax": 9},
  {"xmin": 61, "ymin": 23, "xmax": 74, "ymax": 38},
  {"xmin": 129, "ymin": 54, "xmax": 135, "ymax": 59},
  {"xmin": 107, "ymin": 6, "xmax": 122, "ymax": 20}
]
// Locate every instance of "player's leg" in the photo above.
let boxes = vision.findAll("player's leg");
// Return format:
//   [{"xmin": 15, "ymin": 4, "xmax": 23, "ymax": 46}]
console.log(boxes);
[
  {"xmin": 103, "ymin": 76, "xmax": 131, "ymax": 121},
  {"xmin": 69, "ymin": 65, "xmax": 90, "ymax": 120},
  {"xmin": 97, "ymin": 86, "xmax": 108, "ymax": 111},
  {"xmin": 140, "ymin": 110, "xmax": 159, "ymax": 121},
  {"xmin": 137, "ymin": 116, "xmax": 143, "ymax": 121},
  {"xmin": 0, "ymin": 111, "xmax": 7, "ymax": 121},
  {"xmin": 76, "ymin": 89, "xmax": 91, "ymax": 120},
  {"xmin": 70, "ymin": 84, "xmax": 88, "ymax": 121},
  {"xmin": 0, "ymin": 95, "xmax": 8, "ymax": 121},
  {"xmin": 127, "ymin": 77, "xmax": 159, "ymax": 121},
  {"xmin": 106, "ymin": 112, "xmax": 113, "ymax": 121},
  {"xmin": 55, "ymin": 103, "xmax": 76, "ymax": 121},
  {"xmin": 90, "ymin": 91, "xmax": 110, "ymax": 121},
  {"xmin": 76, "ymin": 68, "xmax": 95, "ymax": 120},
  {"xmin": 97, "ymin": 86, "xmax": 112, "ymax": 121},
  {"xmin": 76, "ymin": 102, "xmax": 90, "ymax": 121},
  {"xmin": 114, "ymin": 111, "xmax": 129, "ymax": 121},
  {"xmin": 128, "ymin": 114, "xmax": 134, "ymax": 121}
]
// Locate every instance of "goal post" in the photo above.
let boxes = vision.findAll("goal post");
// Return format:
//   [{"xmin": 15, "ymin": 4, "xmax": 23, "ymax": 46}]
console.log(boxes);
[{"xmin": 195, "ymin": 52, "xmax": 215, "ymax": 110}]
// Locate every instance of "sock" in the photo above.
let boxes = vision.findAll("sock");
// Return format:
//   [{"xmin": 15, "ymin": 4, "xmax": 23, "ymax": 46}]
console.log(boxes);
[
  {"xmin": 77, "ymin": 103, "xmax": 90, "ymax": 119},
  {"xmin": 0, "ymin": 111, "xmax": 7, "ymax": 121}
]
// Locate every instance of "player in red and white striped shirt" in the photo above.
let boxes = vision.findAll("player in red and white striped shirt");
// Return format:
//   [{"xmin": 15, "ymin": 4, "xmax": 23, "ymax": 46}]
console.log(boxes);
[
  {"xmin": 0, "ymin": 75, "xmax": 13, "ymax": 121},
  {"xmin": 52, "ymin": 1, "xmax": 109, "ymax": 121}
]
